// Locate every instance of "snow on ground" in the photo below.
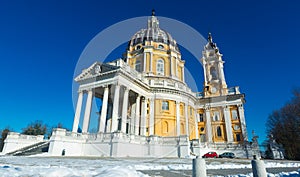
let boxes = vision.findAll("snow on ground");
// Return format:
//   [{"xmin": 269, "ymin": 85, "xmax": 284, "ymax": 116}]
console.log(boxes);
[{"xmin": 0, "ymin": 155, "xmax": 299, "ymax": 177}]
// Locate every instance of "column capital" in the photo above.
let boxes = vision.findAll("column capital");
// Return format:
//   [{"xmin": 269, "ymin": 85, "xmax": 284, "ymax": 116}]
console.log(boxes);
[
  {"xmin": 103, "ymin": 84, "xmax": 109, "ymax": 88},
  {"xmin": 204, "ymin": 106, "xmax": 211, "ymax": 111},
  {"xmin": 222, "ymin": 105, "xmax": 229, "ymax": 110},
  {"xmin": 86, "ymin": 88, "xmax": 93, "ymax": 92},
  {"xmin": 123, "ymin": 86, "xmax": 129, "ymax": 91},
  {"xmin": 77, "ymin": 89, "xmax": 84, "ymax": 94},
  {"xmin": 114, "ymin": 82, "xmax": 120, "ymax": 87},
  {"xmin": 175, "ymin": 100, "xmax": 181, "ymax": 105},
  {"xmin": 238, "ymin": 104, "xmax": 244, "ymax": 109}
]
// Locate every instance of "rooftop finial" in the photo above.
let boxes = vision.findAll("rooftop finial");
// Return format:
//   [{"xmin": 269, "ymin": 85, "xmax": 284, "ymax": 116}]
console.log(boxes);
[
  {"xmin": 152, "ymin": 9, "xmax": 155, "ymax": 16},
  {"xmin": 208, "ymin": 32, "xmax": 213, "ymax": 43}
]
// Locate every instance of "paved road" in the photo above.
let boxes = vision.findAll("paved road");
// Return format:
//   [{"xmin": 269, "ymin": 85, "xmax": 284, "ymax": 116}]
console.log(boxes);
[{"xmin": 140, "ymin": 167, "xmax": 299, "ymax": 177}]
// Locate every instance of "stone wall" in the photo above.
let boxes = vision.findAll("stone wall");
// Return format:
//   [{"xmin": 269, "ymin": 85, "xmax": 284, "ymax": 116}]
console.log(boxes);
[
  {"xmin": 2, "ymin": 132, "xmax": 44, "ymax": 154},
  {"xmin": 48, "ymin": 128, "xmax": 191, "ymax": 158}
]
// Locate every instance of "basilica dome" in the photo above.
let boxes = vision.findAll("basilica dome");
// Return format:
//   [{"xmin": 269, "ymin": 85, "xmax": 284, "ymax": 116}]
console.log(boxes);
[{"xmin": 128, "ymin": 11, "xmax": 180, "ymax": 52}]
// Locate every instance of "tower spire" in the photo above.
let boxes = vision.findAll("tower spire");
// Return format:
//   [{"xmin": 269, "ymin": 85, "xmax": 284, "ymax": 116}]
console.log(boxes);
[
  {"xmin": 208, "ymin": 32, "xmax": 213, "ymax": 43},
  {"xmin": 152, "ymin": 9, "xmax": 155, "ymax": 16},
  {"xmin": 201, "ymin": 33, "xmax": 228, "ymax": 96}
]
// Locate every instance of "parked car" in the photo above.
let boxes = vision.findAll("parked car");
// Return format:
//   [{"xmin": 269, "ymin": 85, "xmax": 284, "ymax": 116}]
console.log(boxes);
[
  {"xmin": 202, "ymin": 151, "xmax": 218, "ymax": 158},
  {"xmin": 219, "ymin": 152, "xmax": 235, "ymax": 158}
]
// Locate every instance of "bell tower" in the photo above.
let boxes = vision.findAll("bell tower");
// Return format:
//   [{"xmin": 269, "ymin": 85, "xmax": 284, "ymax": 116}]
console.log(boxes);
[{"xmin": 201, "ymin": 33, "xmax": 228, "ymax": 97}]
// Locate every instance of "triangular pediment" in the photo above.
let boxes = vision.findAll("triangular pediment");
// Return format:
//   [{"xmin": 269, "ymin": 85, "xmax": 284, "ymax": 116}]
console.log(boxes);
[{"xmin": 74, "ymin": 61, "xmax": 119, "ymax": 82}]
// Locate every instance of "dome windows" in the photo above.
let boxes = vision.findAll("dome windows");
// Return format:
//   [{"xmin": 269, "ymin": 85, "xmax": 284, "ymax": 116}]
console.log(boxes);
[
  {"xmin": 158, "ymin": 44, "xmax": 164, "ymax": 49},
  {"xmin": 156, "ymin": 59, "xmax": 164, "ymax": 75},
  {"xmin": 135, "ymin": 45, "xmax": 142, "ymax": 50}
]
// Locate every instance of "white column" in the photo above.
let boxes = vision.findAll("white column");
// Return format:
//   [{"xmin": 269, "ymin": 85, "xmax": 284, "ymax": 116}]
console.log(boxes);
[
  {"xmin": 99, "ymin": 86, "xmax": 109, "ymax": 133},
  {"xmin": 149, "ymin": 98, "xmax": 155, "ymax": 135},
  {"xmin": 218, "ymin": 62, "xmax": 226, "ymax": 86},
  {"xmin": 150, "ymin": 52, "xmax": 153, "ymax": 73},
  {"xmin": 223, "ymin": 106, "xmax": 233, "ymax": 142},
  {"xmin": 176, "ymin": 101, "xmax": 180, "ymax": 136},
  {"xmin": 111, "ymin": 84, "xmax": 120, "ymax": 132},
  {"xmin": 121, "ymin": 87, "xmax": 129, "ymax": 133},
  {"xmin": 72, "ymin": 91, "xmax": 83, "ymax": 132},
  {"xmin": 82, "ymin": 89, "xmax": 93, "ymax": 133},
  {"xmin": 205, "ymin": 108, "xmax": 213, "ymax": 143},
  {"xmin": 134, "ymin": 95, "xmax": 141, "ymax": 135},
  {"xmin": 194, "ymin": 109, "xmax": 199, "ymax": 140},
  {"xmin": 130, "ymin": 104, "xmax": 135, "ymax": 134},
  {"xmin": 238, "ymin": 104, "xmax": 248, "ymax": 141},
  {"xmin": 202, "ymin": 60, "xmax": 207, "ymax": 85},
  {"xmin": 106, "ymin": 104, "xmax": 112, "ymax": 132},
  {"xmin": 170, "ymin": 56, "xmax": 173, "ymax": 77},
  {"xmin": 140, "ymin": 97, "xmax": 147, "ymax": 136},
  {"xmin": 185, "ymin": 103, "xmax": 189, "ymax": 136},
  {"xmin": 143, "ymin": 52, "xmax": 147, "ymax": 72}
]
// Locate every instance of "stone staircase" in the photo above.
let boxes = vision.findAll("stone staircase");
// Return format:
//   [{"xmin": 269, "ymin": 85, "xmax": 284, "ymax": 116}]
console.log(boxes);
[{"xmin": 6, "ymin": 141, "xmax": 50, "ymax": 156}]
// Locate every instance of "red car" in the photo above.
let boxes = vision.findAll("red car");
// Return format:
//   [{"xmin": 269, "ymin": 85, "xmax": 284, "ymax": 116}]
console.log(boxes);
[{"xmin": 202, "ymin": 151, "xmax": 218, "ymax": 158}]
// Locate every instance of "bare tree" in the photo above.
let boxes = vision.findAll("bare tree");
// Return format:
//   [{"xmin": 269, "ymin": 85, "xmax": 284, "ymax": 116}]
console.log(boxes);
[
  {"xmin": 266, "ymin": 89, "xmax": 300, "ymax": 160},
  {"xmin": 22, "ymin": 120, "xmax": 48, "ymax": 136},
  {"xmin": 0, "ymin": 127, "xmax": 11, "ymax": 151}
]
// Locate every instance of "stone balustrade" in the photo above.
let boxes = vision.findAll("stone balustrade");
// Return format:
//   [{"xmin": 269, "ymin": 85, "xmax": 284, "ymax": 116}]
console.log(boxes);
[{"xmin": 228, "ymin": 86, "xmax": 240, "ymax": 95}]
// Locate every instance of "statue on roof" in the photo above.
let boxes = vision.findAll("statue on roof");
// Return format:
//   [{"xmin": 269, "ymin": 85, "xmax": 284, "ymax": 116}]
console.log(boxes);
[{"xmin": 152, "ymin": 9, "xmax": 155, "ymax": 16}]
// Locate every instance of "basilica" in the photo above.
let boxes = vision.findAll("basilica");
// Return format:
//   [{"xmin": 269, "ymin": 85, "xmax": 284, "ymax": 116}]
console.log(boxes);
[{"xmin": 2, "ymin": 12, "xmax": 255, "ymax": 158}]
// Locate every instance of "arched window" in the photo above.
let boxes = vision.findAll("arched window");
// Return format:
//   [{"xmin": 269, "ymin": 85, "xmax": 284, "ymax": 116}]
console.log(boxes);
[
  {"xmin": 210, "ymin": 66, "xmax": 218, "ymax": 80},
  {"xmin": 199, "ymin": 114, "xmax": 204, "ymax": 122},
  {"xmin": 236, "ymin": 134, "xmax": 241, "ymax": 141},
  {"xmin": 162, "ymin": 101, "xmax": 169, "ymax": 110},
  {"xmin": 163, "ymin": 121, "xmax": 169, "ymax": 133},
  {"xmin": 135, "ymin": 60, "xmax": 141, "ymax": 72},
  {"xmin": 156, "ymin": 59, "xmax": 164, "ymax": 75},
  {"xmin": 217, "ymin": 126, "xmax": 222, "ymax": 137},
  {"xmin": 200, "ymin": 127, "xmax": 205, "ymax": 132},
  {"xmin": 136, "ymin": 45, "xmax": 141, "ymax": 50}
]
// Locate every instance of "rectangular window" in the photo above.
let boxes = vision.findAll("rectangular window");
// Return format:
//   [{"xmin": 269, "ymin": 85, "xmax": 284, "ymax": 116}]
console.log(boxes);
[
  {"xmin": 213, "ymin": 111, "xmax": 220, "ymax": 121},
  {"xmin": 236, "ymin": 134, "xmax": 241, "ymax": 141},
  {"xmin": 190, "ymin": 107, "xmax": 193, "ymax": 116},
  {"xmin": 231, "ymin": 110, "xmax": 238, "ymax": 120},
  {"xmin": 162, "ymin": 101, "xmax": 169, "ymax": 110},
  {"xmin": 217, "ymin": 126, "xmax": 222, "ymax": 137},
  {"xmin": 199, "ymin": 114, "xmax": 204, "ymax": 122}
]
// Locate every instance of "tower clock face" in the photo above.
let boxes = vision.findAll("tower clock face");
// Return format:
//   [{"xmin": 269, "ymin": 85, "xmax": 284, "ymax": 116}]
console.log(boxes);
[
  {"xmin": 211, "ymin": 87, "xmax": 217, "ymax": 93},
  {"xmin": 234, "ymin": 125, "xmax": 240, "ymax": 130}
]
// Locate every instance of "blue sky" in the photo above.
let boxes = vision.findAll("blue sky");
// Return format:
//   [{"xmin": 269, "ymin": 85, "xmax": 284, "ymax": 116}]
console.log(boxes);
[{"xmin": 0, "ymin": 1, "xmax": 299, "ymax": 145}]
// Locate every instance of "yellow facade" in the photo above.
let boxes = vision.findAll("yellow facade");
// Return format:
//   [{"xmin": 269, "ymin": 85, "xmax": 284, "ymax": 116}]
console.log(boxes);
[
  {"xmin": 154, "ymin": 99, "xmax": 176, "ymax": 136},
  {"xmin": 127, "ymin": 41, "xmax": 184, "ymax": 81},
  {"xmin": 121, "ymin": 16, "xmax": 247, "ymax": 144}
]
